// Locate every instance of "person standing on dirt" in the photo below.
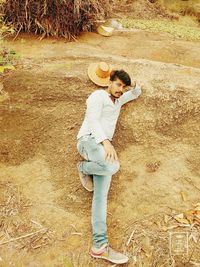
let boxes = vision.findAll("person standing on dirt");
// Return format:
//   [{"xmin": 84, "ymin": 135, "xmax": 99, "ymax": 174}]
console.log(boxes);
[{"xmin": 76, "ymin": 62, "xmax": 142, "ymax": 265}]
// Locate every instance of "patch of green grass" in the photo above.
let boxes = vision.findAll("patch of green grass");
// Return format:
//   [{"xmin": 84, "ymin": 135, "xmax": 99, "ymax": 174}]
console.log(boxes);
[
  {"xmin": 120, "ymin": 18, "xmax": 200, "ymax": 41},
  {"xmin": 0, "ymin": 64, "xmax": 15, "ymax": 73},
  {"xmin": 0, "ymin": 46, "xmax": 20, "ymax": 71},
  {"xmin": 63, "ymin": 257, "xmax": 73, "ymax": 267}
]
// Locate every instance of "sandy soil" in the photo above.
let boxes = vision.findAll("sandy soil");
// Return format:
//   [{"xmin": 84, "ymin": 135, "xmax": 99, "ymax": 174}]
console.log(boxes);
[{"xmin": 0, "ymin": 29, "xmax": 200, "ymax": 266}]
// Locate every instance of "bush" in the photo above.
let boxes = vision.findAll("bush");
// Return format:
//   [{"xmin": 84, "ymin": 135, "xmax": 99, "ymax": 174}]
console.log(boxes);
[
  {"xmin": 0, "ymin": 0, "xmax": 14, "ymax": 40},
  {"xmin": 1, "ymin": 0, "xmax": 110, "ymax": 39}
]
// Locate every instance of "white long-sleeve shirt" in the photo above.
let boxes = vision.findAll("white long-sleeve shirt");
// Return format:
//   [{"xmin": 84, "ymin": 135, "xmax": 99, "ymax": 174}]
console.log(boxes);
[{"xmin": 77, "ymin": 85, "xmax": 141, "ymax": 144}]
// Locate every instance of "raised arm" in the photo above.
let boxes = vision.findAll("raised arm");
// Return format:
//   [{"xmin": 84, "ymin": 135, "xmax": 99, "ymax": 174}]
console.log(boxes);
[
  {"xmin": 86, "ymin": 92, "xmax": 107, "ymax": 144},
  {"xmin": 119, "ymin": 83, "xmax": 142, "ymax": 106}
]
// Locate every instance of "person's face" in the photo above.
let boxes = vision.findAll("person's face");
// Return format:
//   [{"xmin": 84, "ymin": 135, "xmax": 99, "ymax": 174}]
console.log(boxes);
[{"xmin": 108, "ymin": 78, "xmax": 127, "ymax": 98}]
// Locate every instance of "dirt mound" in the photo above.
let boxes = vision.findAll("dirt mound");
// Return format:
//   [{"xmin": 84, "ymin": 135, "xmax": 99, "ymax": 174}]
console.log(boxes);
[
  {"xmin": 0, "ymin": 32, "xmax": 200, "ymax": 266},
  {"xmin": 183, "ymin": 3, "xmax": 200, "ymax": 22},
  {"xmin": 111, "ymin": 0, "xmax": 178, "ymax": 20},
  {"xmin": 114, "ymin": 59, "xmax": 200, "ymax": 218}
]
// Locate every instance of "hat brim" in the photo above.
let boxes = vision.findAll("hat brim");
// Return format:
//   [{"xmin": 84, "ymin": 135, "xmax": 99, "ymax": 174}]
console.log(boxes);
[
  {"xmin": 97, "ymin": 25, "xmax": 114, "ymax": 37},
  {"xmin": 88, "ymin": 63, "xmax": 112, "ymax": 87}
]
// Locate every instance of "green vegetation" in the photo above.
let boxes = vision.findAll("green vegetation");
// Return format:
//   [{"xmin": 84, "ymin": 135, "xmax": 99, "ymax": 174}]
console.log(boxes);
[
  {"xmin": 0, "ymin": 45, "xmax": 18, "ymax": 74},
  {"xmin": 120, "ymin": 18, "xmax": 200, "ymax": 41},
  {"xmin": 0, "ymin": 0, "xmax": 17, "ymax": 73},
  {"xmin": 63, "ymin": 257, "xmax": 73, "ymax": 267},
  {"xmin": 0, "ymin": 48, "xmax": 20, "ymax": 73},
  {"xmin": 119, "ymin": 0, "xmax": 200, "ymax": 42}
]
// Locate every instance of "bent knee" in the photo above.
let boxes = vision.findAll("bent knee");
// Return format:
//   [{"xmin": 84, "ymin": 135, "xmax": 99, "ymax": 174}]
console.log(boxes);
[{"xmin": 101, "ymin": 160, "xmax": 120, "ymax": 175}]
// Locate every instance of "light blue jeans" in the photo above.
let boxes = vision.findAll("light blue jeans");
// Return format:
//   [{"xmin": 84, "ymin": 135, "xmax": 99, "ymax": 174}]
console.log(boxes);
[{"xmin": 76, "ymin": 134, "xmax": 120, "ymax": 248}]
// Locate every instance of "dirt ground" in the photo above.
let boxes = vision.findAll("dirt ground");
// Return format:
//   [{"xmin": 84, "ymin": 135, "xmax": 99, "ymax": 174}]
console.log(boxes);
[{"xmin": 0, "ymin": 24, "xmax": 200, "ymax": 267}]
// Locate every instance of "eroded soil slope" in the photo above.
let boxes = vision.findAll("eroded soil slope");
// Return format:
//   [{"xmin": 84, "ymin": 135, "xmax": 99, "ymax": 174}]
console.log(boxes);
[{"xmin": 0, "ymin": 31, "xmax": 200, "ymax": 266}]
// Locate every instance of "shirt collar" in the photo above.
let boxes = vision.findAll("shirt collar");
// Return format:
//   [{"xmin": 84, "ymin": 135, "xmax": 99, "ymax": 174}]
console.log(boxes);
[
  {"xmin": 105, "ymin": 90, "xmax": 111, "ymax": 96},
  {"xmin": 105, "ymin": 91, "xmax": 119, "ymax": 103}
]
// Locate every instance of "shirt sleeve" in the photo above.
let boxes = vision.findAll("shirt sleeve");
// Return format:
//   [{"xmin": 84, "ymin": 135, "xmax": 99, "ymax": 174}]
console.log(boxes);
[
  {"xmin": 86, "ymin": 92, "xmax": 108, "ymax": 144},
  {"xmin": 119, "ymin": 84, "xmax": 142, "ymax": 106}
]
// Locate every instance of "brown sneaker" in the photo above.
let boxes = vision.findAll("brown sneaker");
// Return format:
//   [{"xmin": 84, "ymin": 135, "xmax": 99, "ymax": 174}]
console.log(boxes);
[
  {"xmin": 77, "ymin": 162, "xmax": 93, "ymax": 192},
  {"xmin": 90, "ymin": 243, "xmax": 129, "ymax": 264}
]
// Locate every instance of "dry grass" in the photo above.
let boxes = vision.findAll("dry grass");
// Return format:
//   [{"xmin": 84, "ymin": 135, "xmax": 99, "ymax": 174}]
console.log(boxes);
[
  {"xmin": 1, "ymin": 0, "xmax": 110, "ymax": 39},
  {"xmin": 121, "ymin": 211, "xmax": 200, "ymax": 266},
  {"xmin": 0, "ymin": 182, "xmax": 54, "ymax": 251},
  {"xmin": 158, "ymin": 0, "xmax": 200, "ymax": 22}
]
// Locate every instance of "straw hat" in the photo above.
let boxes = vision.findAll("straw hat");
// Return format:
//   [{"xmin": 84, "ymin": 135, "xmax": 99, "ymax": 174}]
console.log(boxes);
[
  {"xmin": 88, "ymin": 62, "xmax": 112, "ymax": 87},
  {"xmin": 97, "ymin": 25, "xmax": 114, "ymax": 37}
]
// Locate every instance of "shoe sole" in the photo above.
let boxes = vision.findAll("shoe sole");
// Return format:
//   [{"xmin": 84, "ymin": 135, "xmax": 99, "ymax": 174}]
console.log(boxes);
[
  {"xmin": 77, "ymin": 163, "xmax": 93, "ymax": 192},
  {"xmin": 90, "ymin": 252, "xmax": 128, "ymax": 264},
  {"xmin": 80, "ymin": 175, "xmax": 94, "ymax": 192}
]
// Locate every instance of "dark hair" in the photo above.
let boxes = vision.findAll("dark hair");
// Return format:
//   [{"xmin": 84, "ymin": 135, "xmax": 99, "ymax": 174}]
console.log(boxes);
[{"xmin": 110, "ymin": 70, "xmax": 131, "ymax": 86}]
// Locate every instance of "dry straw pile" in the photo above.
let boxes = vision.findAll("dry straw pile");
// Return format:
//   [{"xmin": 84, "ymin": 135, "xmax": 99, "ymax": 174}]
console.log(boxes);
[{"xmin": 1, "ymin": 0, "xmax": 110, "ymax": 39}]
